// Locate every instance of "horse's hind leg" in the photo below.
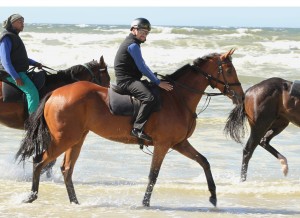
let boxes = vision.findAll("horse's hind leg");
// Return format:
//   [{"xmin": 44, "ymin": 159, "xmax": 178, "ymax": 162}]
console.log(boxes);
[
  {"xmin": 143, "ymin": 145, "xmax": 169, "ymax": 207},
  {"xmin": 61, "ymin": 134, "xmax": 87, "ymax": 204},
  {"xmin": 241, "ymin": 129, "xmax": 264, "ymax": 182},
  {"xmin": 260, "ymin": 118, "xmax": 289, "ymax": 176},
  {"xmin": 41, "ymin": 159, "xmax": 56, "ymax": 178},
  {"xmin": 172, "ymin": 140, "xmax": 217, "ymax": 207},
  {"xmin": 23, "ymin": 154, "xmax": 53, "ymax": 203}
]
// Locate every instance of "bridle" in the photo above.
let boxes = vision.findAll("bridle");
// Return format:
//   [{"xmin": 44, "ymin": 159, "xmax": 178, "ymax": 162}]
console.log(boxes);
[
  {"xmin": 195, "ymin": 57, "xmax": 241, "ymax": 98},
  {"xmin": 164, "ymin": 56, "xmax": 241, "ymax": 98},
  {"xmin": 82, "ymin": 63, "xmax": 108, "ymax": 85}
]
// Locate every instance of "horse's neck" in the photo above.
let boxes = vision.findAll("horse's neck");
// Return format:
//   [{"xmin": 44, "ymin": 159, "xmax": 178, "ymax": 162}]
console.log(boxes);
[
  {"xmin": 56, "ymin": 71, "xmax": 75, "ymax": 82},
  {"xmin": 174, "ymin": 74, "xmax": 210, "ymax": 113},
  {"xmin": 47, "ymin": 73, "xmax": 73, "ymax": 85},
  {"xmin": 41, "ymin": 74, "xmax": 73, "ymax": 97}
]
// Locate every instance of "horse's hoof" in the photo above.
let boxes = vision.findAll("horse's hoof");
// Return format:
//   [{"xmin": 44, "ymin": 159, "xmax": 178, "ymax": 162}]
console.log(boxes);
[
  {"xmin": 240, "ymin": 175, "xmax": 247, "ymax": 182},
  {"xmin": 142, "ymin": 200, "xmax": 150, "ymax": 207},
  {"xmin": 209, "ymin": 196, "xmax": 217, "ymax": 207},
  {"xmin": 22, "ymin": 192, "xmax": 38, "ymax": 203},
  {"xmin": 279, "ymin": 156, "xmax": 289, "ymax": 176}
]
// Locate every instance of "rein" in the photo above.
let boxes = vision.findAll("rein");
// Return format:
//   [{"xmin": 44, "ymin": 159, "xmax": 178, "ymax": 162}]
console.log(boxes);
[
  {"xmin": 28, "ymin": 62, "xmax": 107, "ymax": 85},
  {"xmin": 157, "ymin": 56, "xmax": 241, "ymax": 118},
  {"xmin": 27, "ymin": 66, "xmax": 57, "ymax": 75},
  {"xmin": 42, "ymin": 65, "xmax": 58, "ymax": 72}
]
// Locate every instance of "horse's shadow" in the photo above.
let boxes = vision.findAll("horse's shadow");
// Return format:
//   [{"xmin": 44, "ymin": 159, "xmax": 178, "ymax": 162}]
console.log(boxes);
[
  {"xmin": 82, "ymin": 203, "xmax": 300, "ymax": 216},
  {"xmin": 145, "ymin": 206, "xmax": 300, "ymax": 215}
]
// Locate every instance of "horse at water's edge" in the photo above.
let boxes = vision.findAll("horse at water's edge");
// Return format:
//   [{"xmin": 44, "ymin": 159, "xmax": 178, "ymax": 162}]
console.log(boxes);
[
  {"xmin": 16, "ymin": 49, "xmax": 244, "ymax": 207},
  {"xmin": 224, "ymin": 77, "xmax": 300, "ymax": 181},
  {"xmin": 1, "ymin": 55, "xmax": 110, "ymax": 176},
  {"xmin": 0, "ymin": 55, "xmax": 110, "ymax": 129}
]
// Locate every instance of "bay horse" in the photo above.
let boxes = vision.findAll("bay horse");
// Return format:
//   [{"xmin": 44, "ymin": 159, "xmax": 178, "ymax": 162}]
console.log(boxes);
[
  {"xmin": 1, "ymin": 55, "xmax": 110, "ymax": 176},
  {"xmin": 16, "ymin": 49, "xmax": 244, "ymax": 207},
  {"xmin": 224, "ymin": 77, "xmax": 299, "ymax": 181}
]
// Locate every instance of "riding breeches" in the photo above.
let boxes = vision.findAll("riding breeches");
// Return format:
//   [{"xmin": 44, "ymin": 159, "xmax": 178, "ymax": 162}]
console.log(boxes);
[
  {"xmin": 6, "ymin": 72, "xmax": 39, "ymax": 114},
  {"xmin": 117, "ymin": 79, "xmax": 158, "ymax": 130}
]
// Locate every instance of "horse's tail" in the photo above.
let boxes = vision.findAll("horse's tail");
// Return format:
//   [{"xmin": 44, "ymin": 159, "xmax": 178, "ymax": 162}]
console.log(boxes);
[
  {"xmin": 223, "ymin": 103, "xmax": 247, "ymax": 144},
  {"xmin": 15, "ymin": 92, "xmax": 52, "ymax": 163}
]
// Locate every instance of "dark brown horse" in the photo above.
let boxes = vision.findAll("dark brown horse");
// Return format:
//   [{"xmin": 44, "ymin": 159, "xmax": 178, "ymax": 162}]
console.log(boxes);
[
  {"xmin": 1, "ymin": 55, "xmax": 110, "ymax": 176},
  {"xmin": 0, "ymin": 55, "xmax": 110, "ymax": 129},
  {"xmin": 16, "ymin": 50, "xmax": 244, "ymax": 207},
  {"xmin": 224, "ymin": 77, "xmax": 300, "ymax": 181}
]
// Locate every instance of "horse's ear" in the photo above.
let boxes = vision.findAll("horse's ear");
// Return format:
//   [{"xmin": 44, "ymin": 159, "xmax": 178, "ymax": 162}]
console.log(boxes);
[
  {"xmin": 229, "ymin": 48, "xmax": 235, "ymax": 56},
  {"xmin": 100, "ymin": 55, "xmax": 104, "ymax": 64},
  {"xmin": 221, "ymin": 48, "xmax": 235, "ymax": 60}
]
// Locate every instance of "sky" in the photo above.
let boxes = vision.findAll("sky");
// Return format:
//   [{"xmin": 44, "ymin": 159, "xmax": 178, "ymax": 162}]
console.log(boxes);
[{"xmin": 1, "ymin": 1, "xmax": 300, "ymax": 28}]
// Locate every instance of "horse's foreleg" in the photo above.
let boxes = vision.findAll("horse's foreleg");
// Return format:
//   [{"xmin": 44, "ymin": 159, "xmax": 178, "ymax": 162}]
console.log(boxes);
[
  {"xmin": 61, "ymin": 147, "xmax": 82, "ymax": 204},
  {"xmin": 61, "ymin": 135, "xmax": 86, "ymax": 204},
  {"xmin": 143, "ymin": 145, "xmax": 169, "ymax": 207},
  {"xmin": 261, "ymin": 137, "xmax": 288, "ymax": 176},
  {"xmin": 172, "ymin": 140, "xmax": 217, "ymax": 207},
  {"xmin": 260, "ymin": 121, "xmax": 289, "ymax": 176},
  {"xmin": 61, "ymin": 163, "xmax": 78, "ymax": 204},
  {"xmin": 278, "ymin": 154, "xmax": 288, "ymax": 176}
]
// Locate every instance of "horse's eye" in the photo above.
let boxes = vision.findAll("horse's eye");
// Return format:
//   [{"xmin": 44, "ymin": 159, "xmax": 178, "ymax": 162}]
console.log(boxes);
[{"xmin": 226, "ymin": 68, "xmax": 232, "ymax": 74}]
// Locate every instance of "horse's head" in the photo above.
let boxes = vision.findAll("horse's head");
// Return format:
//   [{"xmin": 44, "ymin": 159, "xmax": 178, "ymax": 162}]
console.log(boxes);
[
  {"xmin": 82, "ymin": 55, "xmax": 110, "ymax": 87},
  {"xmin": 193, "ymin": 49, "xmax": 244, "ymax": 104}
]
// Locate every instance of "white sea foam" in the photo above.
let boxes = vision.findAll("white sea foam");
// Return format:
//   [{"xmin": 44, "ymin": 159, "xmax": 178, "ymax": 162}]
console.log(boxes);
[
  {"xmin": 19, "ymin": 24, "xmax": 300, "ymax": 83},
  {"xmin": 1, "ymin": 25, "xmax": 300, "ymax": 217}
]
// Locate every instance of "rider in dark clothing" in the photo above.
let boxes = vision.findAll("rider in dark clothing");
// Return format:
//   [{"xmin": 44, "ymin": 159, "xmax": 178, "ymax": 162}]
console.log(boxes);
[{"xmin": 114, "ymin": 18, "xmax": 173, "ymax": 141}]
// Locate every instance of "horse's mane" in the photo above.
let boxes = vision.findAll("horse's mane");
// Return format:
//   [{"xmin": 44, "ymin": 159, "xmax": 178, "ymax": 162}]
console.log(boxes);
[
  {"xmin": 193, "ymin": 53, "xmax": 219, "ymax": 66},
  {"xmin": 166, "ymin": 53, "xmax": 220, "ymax": 81},
  {"xmin": 46, "ymin": 60, "xmax": 98, "ymax": 83}
]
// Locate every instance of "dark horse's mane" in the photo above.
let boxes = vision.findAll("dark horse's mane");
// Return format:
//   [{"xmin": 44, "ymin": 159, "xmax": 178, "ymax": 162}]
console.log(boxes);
[
  {"xmin": 165, "ymin": 53, "xmax": 220, "ymax": 81},
  {"xmin": 45, "ymin": 60, "xmax": 99, "ymax": 83}
]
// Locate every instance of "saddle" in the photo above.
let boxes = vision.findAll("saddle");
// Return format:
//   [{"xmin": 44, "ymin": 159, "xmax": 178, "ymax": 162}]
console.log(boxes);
[
  {"xmin": 290, "ymin": 80, "xmax": 300, "ymax": 97},
  {"xmin": 108, "ymin": 81, "xmax": 161, "ymax": 120},
  {"xmin": 1, "ymin": 70, "xmax": 46, "ymax": 102}
]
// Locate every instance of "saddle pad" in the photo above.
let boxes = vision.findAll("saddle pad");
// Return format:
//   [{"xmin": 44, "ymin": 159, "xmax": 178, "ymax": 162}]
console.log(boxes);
[
  {"xmin": 290, "ymin": 80, "xmax": 300, "ymax": 97},
  {"xmin": 2, "ymin": 82, "xmax": 23, "ymax": 102},
  {"xmin": 108, "ymin": 87, "xmax": 137, "ymax": 116},
  {"xmin": 0, "ymin": 70, "xmax": 9, "ymax": 80},
  {"xmin": 2, "ymin": 71, "xmax": 46, "ymax": 102},
  {"xmin": 108, "ymin": 83, "xmax": 161, "ymax": 116}
]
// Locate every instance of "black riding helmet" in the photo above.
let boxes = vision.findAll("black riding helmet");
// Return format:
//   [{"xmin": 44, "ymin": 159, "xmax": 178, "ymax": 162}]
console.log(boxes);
[{"xmin": 130, "ymin": 18, "xmax": 151, "ymax": 31}]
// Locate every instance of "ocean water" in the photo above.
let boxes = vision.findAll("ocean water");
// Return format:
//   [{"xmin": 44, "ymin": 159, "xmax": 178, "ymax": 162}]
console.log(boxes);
[{"xmin": 0, "ymin": 24, "xmax": 299, "ymax": 217}]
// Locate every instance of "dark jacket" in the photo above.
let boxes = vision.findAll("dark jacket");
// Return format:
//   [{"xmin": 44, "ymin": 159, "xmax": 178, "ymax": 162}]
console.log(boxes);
[
  {"xmin": 0, "ymin": 29, "xmax": 29, "ymax": 72},
  {"xmin": 114, "ymin": 33, "xmax": 143, "ymax": 83}
]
